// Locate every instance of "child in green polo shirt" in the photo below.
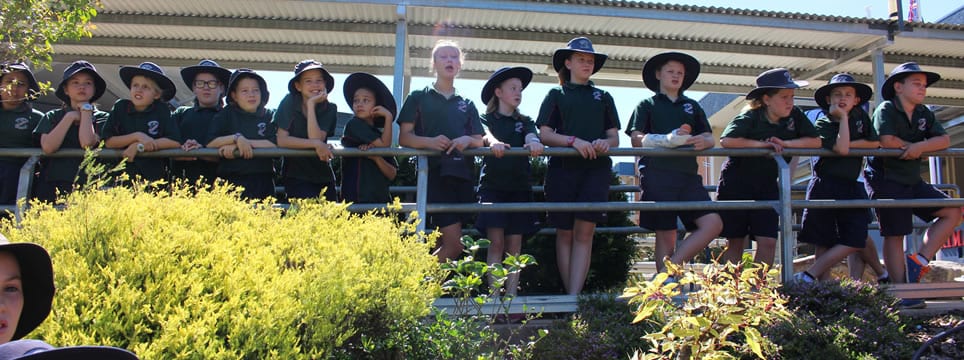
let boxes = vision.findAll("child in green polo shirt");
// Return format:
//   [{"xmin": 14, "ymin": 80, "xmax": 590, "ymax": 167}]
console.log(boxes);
[
  {"xmin": 273, "ymin": 60, "xmax": 338, "ymax": 201},
  {"xmin": 207, "ymin": 69, "xmax": 278, "ymax": 200},
  {"xmin": 477, "ymin": 66, "xmax": 543, "ymax": 296},
  {"xmin": 0, "ymin": 63, "xmax": 43, "ymax": 205},
  {"xmin": 340, "ymin": 73, "xmax": 398, "ymax": 204},
  {"xmin": 537, "ymin": 37, "xmax": 620, "ymax": 295},
  {"xmin": 103, "ymin": 62, "xmax": 182, "ymax": 183},
  {"xmin": 627, "ymin": 52, "xmax": 721, "ymax": 278},
  {"xmin": 796, "ymin": 74, "xmax": 880, "ymax": 283},
  {"xmin": 34, "ymin": 61, "xmax": 110, "ymax": 202},
  {"xmin": 397, "ymin": 40, "xmax": 484, "ymax": 262},
  {"xmin": 718, "ymin": 68, "xmax": 820, "ymax": 267},
  {"xmin": 865, "ymin": 62, "xmax": 962, "ymax": 292},
  {"xmin": 171, "ymin": 60, "xmax": 231, "ymax": 186}
]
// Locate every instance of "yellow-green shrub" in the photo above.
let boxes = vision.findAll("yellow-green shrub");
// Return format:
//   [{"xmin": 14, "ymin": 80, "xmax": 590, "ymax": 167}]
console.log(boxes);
[{"xmin": 3, "ymin": 183, "xmax": 440, "ymax": 359}]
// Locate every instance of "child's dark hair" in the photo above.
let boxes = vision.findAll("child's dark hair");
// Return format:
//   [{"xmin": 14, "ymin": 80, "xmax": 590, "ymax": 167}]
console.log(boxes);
[
  {"xmin": 748, "ymin": 88, "xmax": 783, "ymax": 110},
  {"xmin": 485, "ymin": 96, "xmax": 524, "ymax": 120},
  {"xmin": 557, "ymin": 66, "xmax": 571, "ymax": 85}
]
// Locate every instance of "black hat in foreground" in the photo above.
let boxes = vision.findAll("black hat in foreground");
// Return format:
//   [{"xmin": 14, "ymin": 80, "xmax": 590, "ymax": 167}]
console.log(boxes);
[
  {"xmin": 0, "ymin": 340, "xmax": 138, "ymax": 360},
  {"xmin": 0, "ymin": 235, "xmax": 54, "ymax": 341}
]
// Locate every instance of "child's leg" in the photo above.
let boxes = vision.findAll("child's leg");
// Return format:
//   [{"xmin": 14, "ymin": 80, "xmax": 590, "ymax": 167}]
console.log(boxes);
[
  {"xmin": 567, "ymin": 219, "xmax": 596, "ymax": 295},
  {"xmin": 754, "ymin": 236, "xmax": 777, "ymax": 266},
  {"xmin": 920, "ymin": 206, "xmax": 963, "ymax": 260},
  {"xmin": 505, "ymin": 234, "xmax": 523, "ymax": 296},
  {"xmin": 671, "ymin": 213, "xmax": 722, "ymax": 267},
  {"xmin": 556, "ymin": 229, "xmax": 574, "ymax": 293},
  {"xmin": 882, "ymin": 235, "xmax": 907, "ymax": 283},
  {"xmin": 654, "ymin": 229, "xmax": 678, "ymax": 273},
  {"xmin": 723, "ymin": 237, "xmax": 746, "ymax": 264},
  {"xmin": 808, "ymin": 245, "xmax": 860, "ymax": 280},
  {"xmin": 848, "ymin": 236, "xmax": 886, "ymax": 280},
  {"xmin": 434, "ymin": 222, "xmax": 464, "ymax": 262},
  {"xmin": 486, "ymin": 227, "xmax": 506, "ymax": 288},
  {"xmin": 847, "ymin": 250, "xmax": 866, "ymax": 280}
]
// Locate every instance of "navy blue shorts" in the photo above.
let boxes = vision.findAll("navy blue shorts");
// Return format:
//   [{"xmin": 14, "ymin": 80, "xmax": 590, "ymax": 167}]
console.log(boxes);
[
  {"xmin": 426, "ymin": 169, "xmax": 475, "ymax": 229},
  {"xmin": 798, "ymin": 176, "xmax": 870, "ymax": 248},
  {"xmin": 0, "ymin": 161, "xmax": 22, "ymax": 205},
  {"xmin": 544, "ymin": 163, "xmax": 610, "ymax": 230},
  {"xmin": 33, "ymin": 180, "xmax": 72, "ymax": 203},
  {"xmin": 223, "ymin": 174, "xmax": 275, "ymax": 200},
  {"xmin": 638, "ymin": 166, "xmax": 714, "ymax": 231},
  {"xmin": 865, "ymin": 170, "xmax": 949, "ymax": 236},
  {"xmin": 476, "ymin": 189, "xmax": 539, "ymax": 236},
  {"xmin": 284, "ymin": 178, "xmax": 337, "ymax": 201},
  {"xmin": 717, "ymin": 173, "xmax": 779, "ymax": 239}
]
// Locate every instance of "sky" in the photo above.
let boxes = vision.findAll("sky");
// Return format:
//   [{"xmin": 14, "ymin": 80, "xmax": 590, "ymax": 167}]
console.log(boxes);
[{"xmin": 257, "ymin": 0, "xmax": 962, "ymax": 161}]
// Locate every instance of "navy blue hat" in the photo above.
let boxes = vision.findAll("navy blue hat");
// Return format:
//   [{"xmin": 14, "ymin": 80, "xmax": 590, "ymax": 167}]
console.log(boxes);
[
  {"xmin": 0, "ymin": 340, "xmax": 138, "ymax": 360},
  {"xmin": 814, "ymin": 73, "xmax": 873, "ymax": 110},
  {"xmin": 288, "ymin": 60, "xmax": 334, "ymax": 94},
  {"xmin": 746, "ymin": 68, "xmax": 808, "ymax": 100},
  {"xmin": 180, "ymin": 59, "xmax": 231, "ymax": 89},
  {"xmin": 0, "ymin": 235, "xmax": 54, "ymax": 341},
  {"xmin": 343, "ymin": 73, "xmax": 396, "ymax": 128},
  {"xmin": 227, "ymin": 68, "xmax": 269, "ymax": 107},
  {"xmin": 552, "ymin": 37, "xmax": 608, "ymax": 74},
  {"xmin": 0, "ymin": 62, "xmax": 40, "ymax": 95},
  {"xmin": 881, "ymin": 62, "xmax": 940, "ymax": 101},
  {"xmin": 481, "ymin": 66, "xmax": 533, "ymax": 105},
  {"xmin": 55, "ymin": 60, "xmax": 106, "ymax": 104},
  {"xmin": 642, "ymin": 52, "xmax": 700, "ymax": 93},
  {"xmin": 119, "ymin": 62, "xmax": 177, "ymax": 102}
]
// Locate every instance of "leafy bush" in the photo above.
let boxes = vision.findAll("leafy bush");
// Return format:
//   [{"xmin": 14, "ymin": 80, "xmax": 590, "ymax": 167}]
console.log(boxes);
[
  {"xmin": 5, "ymin": 181, "xmax": 440, "ymax": 359},
  {"xmin": 768, "ymin": 279, "xmax": 915, "ymax": 360},
  {"xmin": 532, "ymin": 293, "xmax": 655, "ymax": 359}
]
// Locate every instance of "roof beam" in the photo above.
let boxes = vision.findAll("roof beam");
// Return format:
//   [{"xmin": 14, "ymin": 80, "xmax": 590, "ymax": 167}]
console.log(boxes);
[
  {"xmin": 94, "ymin": 13, "xmax": 396, "ymax": 33},
  {"xmin": 797, "ymin": 37, "xmax": 890, "ymax": 81}
]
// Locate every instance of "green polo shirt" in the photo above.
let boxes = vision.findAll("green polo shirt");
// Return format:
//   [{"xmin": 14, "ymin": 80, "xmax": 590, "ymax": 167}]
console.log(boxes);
[
  {"xmin": 479, "ymin": 112, "xmax": 537, "ymax": 191},
  {"xmin": 340, "ymin": 117, "xmax": 397, "ymax": 203},
  {"xmin": 0, "ymin": 104, "xmax": 42, "ymax": 165},
  {"xmin": 625, "ymin": 93, "xmax": 710, "ymax": 174},
  {"xmin": 536, "ymin": 81, "xmax": 620, "ymax": 169},
  {"xmin": 871, "ymin": 100, "xmax": 946, "ymax": 185},
  {"xmin": 272, "ymin": 93, "xmax": 338, "ymax": 184},
  {"xmin": 173, "ymin": 101, "xmax": 222, "ymax": 144},
  {"xmin": 34, "ymin": 107, "xmax": 109, "ymax": 183},
  {"xmin": 396, "ymin": 86, "xmax": 483, "ymax": 169},
  {"xmin": 208, "ymin": 105, "xmax": 277, "ymax": 176},
  {"xmin": 813, "ymin": 107, "xmax": 878, "ymax": 181},
  {"xmin": 720, "ymin": 106, "xmax": 817, "ymax": 178},
  {"xmin": 102, "ymin": 99, "xmax": 182, "ymax": 182}
]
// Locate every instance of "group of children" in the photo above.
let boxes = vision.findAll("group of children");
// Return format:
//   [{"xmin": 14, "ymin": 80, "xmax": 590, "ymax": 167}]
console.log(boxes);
[{"xmin": 0, "ymin": 37, "xmax": 959, "ymax": 300}]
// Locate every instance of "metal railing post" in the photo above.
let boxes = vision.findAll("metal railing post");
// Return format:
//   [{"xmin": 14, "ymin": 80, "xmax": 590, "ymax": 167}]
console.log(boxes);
[
  {"xmin": 415, "ymin": 155, "xmax": 428, "ymax": 234},
  {"xmin": 15, "ymin": 156, "xmax": 40, "ymax": 224},
  {"xmin": 775, "ymin": 156, "xmax": 794, "ymax": 283}
]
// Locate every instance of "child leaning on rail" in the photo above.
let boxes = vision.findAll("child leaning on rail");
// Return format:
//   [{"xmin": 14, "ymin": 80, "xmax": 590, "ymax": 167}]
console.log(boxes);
[
  {"xmin": 0, "ymin": 63, "xmax": 43, "ymax": 205},
  {"xmin": 272, "ymin": 60, "xmax": 339, "ymax": 201},
  {"xmin": 795, "ymin": 74, "xmax": 880, "ymax": 284},
  {"xmin": 717, "ymin": 68, "xmax": 820, "ymax": 267},
  {"xmin": 33, "ymin": 61, "xmax": 110, "ymax": 203},
  {"xmin": 864, "ymin": 62, "xmax": 962, "ymax": 296},
  {"xmin": 537, "ymin": 37, "xmax": 620, "ymax": 295},
  {"xmin": 626, "ymin": 52, "xmax": 721, "ymax": 281},
  {"xmin": 476, "ymin": 66, "xmax": 543, "ymax": 296},
  {"xmin": 171, "ymin": 60, "xmax": 232, "ymax": 187},
  {"xmin": 397, "ymin": 40, "xmax": 484, "ymax": 262},
  {"xmin": 206, "ymin": 69, "xmax": 278, "ymax": 200},
  {"xmin": 339, "ymin": 72, "xmax": 398, "ymax": 204},
  {"xmin": 102, "ymin": 62, "xmax": 182, "ymax": 183}
]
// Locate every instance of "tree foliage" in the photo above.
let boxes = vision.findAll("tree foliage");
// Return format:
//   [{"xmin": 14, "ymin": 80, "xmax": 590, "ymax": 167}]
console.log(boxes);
[{"xmin": 0, "ymin": 0, "xmax": 100, "ymax": 69}]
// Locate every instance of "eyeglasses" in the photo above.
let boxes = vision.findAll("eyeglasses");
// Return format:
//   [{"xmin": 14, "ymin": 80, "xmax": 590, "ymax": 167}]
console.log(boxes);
[{"xmin": 194, "ymin": 80, "xmax": 221, "ymax": 89}]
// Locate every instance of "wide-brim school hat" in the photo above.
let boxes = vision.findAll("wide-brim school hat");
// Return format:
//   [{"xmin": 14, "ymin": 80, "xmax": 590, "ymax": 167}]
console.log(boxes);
[
  {"xmin": 288, "ymin": 60, "xmax": 334, "ymax": 94},
  {"xmin": 119, "ymin": 62, "xmax": 177, "ymax": 102},
  {"xmin": 881, "ymin": 62, "xmax": 941, "ymax": 101},
  {"xmin": 814, "ymin": 73, "xmax": 873, "ymax": 110},
  {"xmin": 180, "ymin": 59, "xmax": 231, "ymax": 89},
  {"xmin": 0, "ymin": 62, "xmax": 40, "ymax": 95},
  {"xmin": 641, "ymin": 52, "xmax": 700, "ymax": 93},
  {"xmin": 0, "ymin": 235, "xmax": 54, "ymax": 341},
  {"xmin": 746, "ymin": 68, "xmax": 808, "ymax": 100},
  {"xmin": 343, "ymin": 72, "xmax": 397, "ymax": 128},
  {"xmin": 481, "ymin": 66, "xmax": 533, "ymax": 105},
  {"xmin": 0, "ymin": 340, "xmax": 138, "ymax": 360},
  {"xmin": 226, "ymin": 68, "xmax": 270, "ymax": 107},
  {"xmin": 552, "ymin": 37, "xmax": 608, "ymax": 74},
  {"xmin": 55, "ymin": 60, "xmax": 106, "ymax": 104}
]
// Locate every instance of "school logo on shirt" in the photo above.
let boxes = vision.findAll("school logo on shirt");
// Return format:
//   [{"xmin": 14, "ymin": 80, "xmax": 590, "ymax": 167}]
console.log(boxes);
[
  {"xmin": 147, "ymin": 120, "xmax": 160, "ymax": 136},
  {"xmin": 514, "ymin": 121, "xmax": 523, "ymax": 134},
  {"xmin": 593, "ymin": 90, "xmax": 602, "ymax": 101},
  {"xmin": 13, "ymin": 117, "xmax": 29, "ymax": 130},
  {"xmin": 257, "ymin": 122, "xmax": 267, "ymax": 137},
  {"xmin": 786, "ymin": 119, "xmax": 795, "ymax": 131},
  {"xmin": 457, "ymin": 100, "xmax": 468, "ymax": 113},
  {"xmin": 856, "ymin": 119, "xmax": 864, "ymax": 134},
  {"xmin": 682, "ymin": 103, "xmax": 694, "ymax": 115},
  {"xmin": 918, "ymin": 118, "xmax": 927, "ymax": 131}
]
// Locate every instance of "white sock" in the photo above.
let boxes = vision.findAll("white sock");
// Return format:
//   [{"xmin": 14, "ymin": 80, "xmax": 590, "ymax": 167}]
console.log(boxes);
[
  {"xmin": 878, "ymin": 270, "xmax": 889, "ymax": 280},
  {"xmin": 915, "ymin": 253, "xmax": 930, "ymax": 266}
]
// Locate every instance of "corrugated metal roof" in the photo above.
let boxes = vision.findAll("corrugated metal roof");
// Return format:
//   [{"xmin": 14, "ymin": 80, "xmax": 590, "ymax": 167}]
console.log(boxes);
[{"xmin": 40, "ymin": 0, "xmax": 964, "ymax": 109}]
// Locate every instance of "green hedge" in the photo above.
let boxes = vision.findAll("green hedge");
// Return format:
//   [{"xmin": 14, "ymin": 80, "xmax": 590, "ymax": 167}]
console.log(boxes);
[{"xmin": 4, "ymin": 184, "xmax": 440, "ymax": 359}]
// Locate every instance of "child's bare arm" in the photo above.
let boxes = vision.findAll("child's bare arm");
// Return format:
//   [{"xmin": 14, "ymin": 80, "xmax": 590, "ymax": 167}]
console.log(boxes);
[{"xmin": 398, "ymin": 123, "xmax": 449, "ymax": 151}]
